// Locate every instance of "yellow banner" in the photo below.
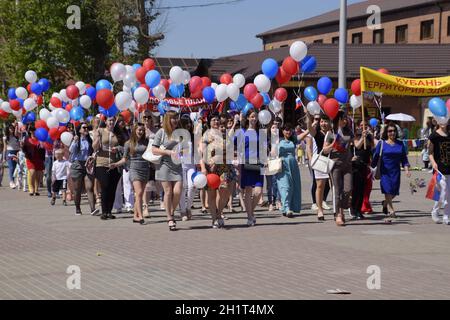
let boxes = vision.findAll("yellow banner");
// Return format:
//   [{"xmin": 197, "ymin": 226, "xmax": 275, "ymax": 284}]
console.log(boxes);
[{"xmin": 360, "ymin": 67, "xmax": 450, "ymax": 96}]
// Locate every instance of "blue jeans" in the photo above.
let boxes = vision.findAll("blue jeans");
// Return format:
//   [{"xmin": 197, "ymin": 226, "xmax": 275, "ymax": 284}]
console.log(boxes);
[
  {"xmin": 266, "ymin": 175, "xmax": 279, "ymax": 205},
  {"xmin": 45, "ymin": 156, "xmax": 53, "ymax": 195},
  {"xmin": 6, "ymin": 150, "xmax": 19, "ymax": 183}
]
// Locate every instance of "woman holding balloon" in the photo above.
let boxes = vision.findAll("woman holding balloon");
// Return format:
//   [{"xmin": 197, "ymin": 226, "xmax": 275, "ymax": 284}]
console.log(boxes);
[{"xmin": 22, "ymin": 125, "xmax": 46, "ymax": 196}]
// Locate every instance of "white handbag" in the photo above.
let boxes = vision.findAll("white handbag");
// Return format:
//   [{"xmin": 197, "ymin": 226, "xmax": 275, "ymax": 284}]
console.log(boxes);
[
  {"xmin": 264, "ymin": 158, "xmax": 282, "ymax": 176},
  {"xmin": 311, "ymin": 151, "xmax": 335, "ymax": 174},
  {"xmin": 142, "ymin": 139, "xmax": 165, "ymax": 164}
]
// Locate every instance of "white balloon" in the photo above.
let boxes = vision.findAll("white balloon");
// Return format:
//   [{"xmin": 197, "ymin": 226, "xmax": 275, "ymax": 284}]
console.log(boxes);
[
  {"xmin": 25, "ymin": 70, "xmax": 37, "ymax": 83},
  {"xmin": 111, "ymin": 63, "xmax": 127, "ymax": 82},
  {"xmin": 59, "ymin": 89, "xmax": 69, "ymax": 102},
  {"xmin": 46, "ymin": 117, "xmax": 59, "ymax": 129},
  {"xmin": 80, "ymin": 95, "xmax": 92, "ymax": 109},
  {"xmin": 24, "ymin": 98, "xmax": 37, "ymax": 111},
  {"xmin": 39, "ymin": 108, "xmax": 51, "ymax": 121},
  {"xmin": 215, "ymin": 84, "xmax": 228, "ymax": 102},
  {"xmin": 350, "ymin": 95, "xmax": 362, "ymax": 110},
  {"xmin": 254, "ymin": 74, "xmax": 271, "ymax": 93},
  {"xmin": 12, "ymin": 109, "xmax": 22, "ymax": 119},
  {"xmin": 125, "ymin": 65, "xmax": 134, "ymax": 74},
  {"xmin": 129, "ymin": 100, "xmax": 136, "ymax": 112},
  {"xmin": 1, "ymin": 101, "xmax": 12, "ymax": 113},
  {"xmin": 55, "ymin": 108, "xmax": 70, "ymax": 123},
  {"xmin": 169, "ymin": 66, "xmax": 184, "ymax": 85},
  {"xmin": 182, "ymin": 71, "xmax": 191, "ymax": 85},
  {"xmin": 193, "ymin": 173, "xmax": 207, "ymax": 189},
  {"xmin": 115, "ymin": 91, "xmax": 132, "ymax": 111},
  {"xmin": 211, "ymin": 83, "xmax": 218, "ymax": 91},
  {"xmin": 226, "ymin": 83, "xmax": 240, "ymax": 102},
  {"xmin": 152, "ymin": 84, "xmax": 167, "ymax": 100},
  {"xmin": 52, "ymin": 92, "xmax": 61, "ymax": 99},
  {"xmin": 71, "ymin": 99, "xmax": 79, "ymax": 107},
  {"xmin": 269, "ymin": 99, "xmax": 282, "ymax": 114},
  {"xmin": 61, "ymin": 132, "xmax": 74, "ymax": 147},
  {"xmin": 233, "ymin": 74, "xmax": 246, "ymax": 88},
  {"xmin": 307, "ymin": 101, "xmax": 321, "ymax": 115},
  {"xmin": 289, "ymin": 41, "xmax": 308, "ymax": 62},
  {"xmin": 122, "ymin": 85, "xmax": 131, "ymax": 93},
  {"xmin": 133, "ymin": 87, "xmax": 149, "ymax": 104},
  {"xmin": 435, "ymin": 116, "xmax": 449, "ymax": 125},
  {"xmin": 258, "ymin": 110, "xmax": 272, "ymax": 125},
  {"xmin": 15, "ymin": 87, "xmax": 28, "ymax": 100},
  {"xmin": 75, "ymin": 81, "xmax": 86, "ymax": 95},
  {"xmin": 123, "ymin": 72, "xmax": 137, "ymax": 88}
]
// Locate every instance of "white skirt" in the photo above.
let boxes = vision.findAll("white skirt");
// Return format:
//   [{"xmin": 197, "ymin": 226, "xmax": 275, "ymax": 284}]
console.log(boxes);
[{"xmin": 314, "ymin": 169, "xmax": 329, "ymax": 180}]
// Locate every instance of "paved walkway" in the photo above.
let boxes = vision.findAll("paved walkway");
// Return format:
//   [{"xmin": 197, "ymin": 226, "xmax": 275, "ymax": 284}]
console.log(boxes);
[{"xmin": 0, "ymin": 165, "xmax": 449, "ymax": 300}]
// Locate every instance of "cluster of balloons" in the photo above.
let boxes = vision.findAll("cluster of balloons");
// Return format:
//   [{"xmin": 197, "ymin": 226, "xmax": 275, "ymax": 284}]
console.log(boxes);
[
  {"xmin": 428, "ymin": 97, "xmax": 450, "ymax": 125},
  {"xmin": 189, "ymin": 171, "xmax": 221, "ymax": 190}
]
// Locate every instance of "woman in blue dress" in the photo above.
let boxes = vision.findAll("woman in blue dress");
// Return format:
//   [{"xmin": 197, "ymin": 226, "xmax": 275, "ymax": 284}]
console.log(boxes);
[
  {"xmin": 275, "ymin": 124, "xmax": 308, "ymax": 217},
  {"xmin": 372, "ymin": 123, "xmax": 411, "ymax": 220}
]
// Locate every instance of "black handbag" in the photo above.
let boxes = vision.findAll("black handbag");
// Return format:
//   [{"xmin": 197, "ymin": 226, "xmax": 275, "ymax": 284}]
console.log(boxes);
[{"xmin": 243, "ymin": 163, "xmax": 263, "ymax": 172}]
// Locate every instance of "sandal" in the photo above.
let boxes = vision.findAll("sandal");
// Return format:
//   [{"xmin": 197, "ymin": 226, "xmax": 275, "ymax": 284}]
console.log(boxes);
[
  {"xmin": 168, "ymin": 219, "xmax": 177, "ymax": 231},
  {"xmin": 336, "ymin": 214, "xmax": 345, "ymax": 227}
]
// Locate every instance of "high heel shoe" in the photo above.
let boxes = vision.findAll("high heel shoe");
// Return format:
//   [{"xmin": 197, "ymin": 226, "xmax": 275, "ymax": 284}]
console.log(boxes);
[{"xmin": 168, "ymin": 220, "xmax": 177, "ymax": 231}]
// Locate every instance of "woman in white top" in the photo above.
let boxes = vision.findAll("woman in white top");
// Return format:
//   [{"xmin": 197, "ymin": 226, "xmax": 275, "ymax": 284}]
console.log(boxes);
[{"xmin": 2, "ymin": 124, "xmax": 21, "ymax": 189}]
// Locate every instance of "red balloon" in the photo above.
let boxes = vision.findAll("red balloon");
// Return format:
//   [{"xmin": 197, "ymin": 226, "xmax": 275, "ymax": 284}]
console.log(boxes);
[
  {"xmin": 0, "ymin": 109, "xmax": 8, "ymax": 120},
  {"xmin": 351, "ymin": 79, "xmax": 361, "ymax": 96},
  {"xmin": 66, "ymin": 85, "xmax": 80, "ymax": 100},
  {"xmin": 143, "ymin": 58, "xmax": 155, "ymax": 71},
  {"xmin": 137, "ymin": 104, "xmax": 146, "ymax": 113},
  {"xmin": 275, "ymin": 67, "xmax": 291, "ymax": 85},
  {"xmin": 244, "ymin": 84, "xmax": 258, "ymax": 100},
  {"xmin": 323, "ymin": 98, "xmax": 340, "ymax": 120},
  {"xmin": 65, "ymin": 104, "xmax": 73, "ymax": 112},
  {"xmin": 50, "ymin": 97, "xmax": 62, "ymax": 108},
  {"xmin": 35, "ymin": 120, "xmax": 49, "ymax": 131},
  {"xmin": 136, "ymin": 67, "xmax": 148, "ymax": 84},
  {"xmin": 190, "ymin": 89, "xmax": 203, "ymax": 99},
  {"xmin": 140, "ymin": 84, "xmax": 150, "ymax": 92},
  {"xmin": 120, "ymin": 110, "xmax": 132, "ymax": 124},
  {"xmin": 377, "ymin": 68, "xmax": 389, "ymax": 75},
  {"xmin": 189, "ymin": 76, "xmax": 202, "ymax": 93},
  {"xmin": 27, "ymin": 83, "xmax": 32, "ymax": 93},
  {"xmin": 160, "ymin": 79, "xmax": 170, "ymax": 91},
  {"xmin": 58, "ymin": 126, "xmax": 67, "ymax": 135},
  {"xmin": 96, "ymin": 89, "xmax": 114, "ymax": 109},
  {"xmin": 282, "ymin": 57, "xmax": 299, "ymax": 75},
  {"xmin": 10, "ymin": 100, "xmax": 21, "ymax": 111},
  {"xmin": 207, "ymin": 173, "xmax": 221, "ymax": 190},
  {"xmin": 43, "ymin": 142, "xmax": 53, "ymax": 152},
  {"xmin": 274, "ymin": 88, "xmax": 288, "ymax": 102},
  {"xmin": 85, "ymin": 84, "xmax": 92, "ymax": 88},
  {"xmin": 21, "ymin": 108, "xmax": 26, "ymax": 115},
  {"xmin": 317, "ymin": 94, "xmax": 327, "ymax": 107},
  {"xmin": 220, "ymin": 73, "xmax": 233, "ymax": 85},
  {"xmin": 251, "ymin": 93, "xmax": 264, "ymax": 109},
  {"xmin": 201, "ymin": 77, "xmax": 211, "ymax": 88},
  {"xmin": 49, "ymin": 127, "xmax": 61, "ymax": 141},
  {"xmin": 32, "ymin": 94, "xmax": 44, "ymax": 106}
]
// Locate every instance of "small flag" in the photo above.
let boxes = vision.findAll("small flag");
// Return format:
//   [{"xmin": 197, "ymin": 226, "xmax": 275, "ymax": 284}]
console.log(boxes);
[
  {"xmin": 426, "ymin": 171, "xmax": 445, "ymax": 201},
  {"xmin": 295, "ymin": 98, "xmax": 303, "ymax": 110}
]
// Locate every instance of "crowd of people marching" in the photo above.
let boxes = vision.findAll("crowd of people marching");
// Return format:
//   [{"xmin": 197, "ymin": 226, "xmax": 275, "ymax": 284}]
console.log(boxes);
[{"xmin": 2, "ymin": 105, "xmax": 450, "ymax": 229}]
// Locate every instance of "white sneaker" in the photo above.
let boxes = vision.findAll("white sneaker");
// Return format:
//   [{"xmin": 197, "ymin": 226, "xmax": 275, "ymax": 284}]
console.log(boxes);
[
  {"xmin": 9, "ymin": 182, "xmax": 16, "ymax": 189},
  {"xmin": 443, "ymin": 216, "xmax": 450, "ymax": 225},
  {"xmin": 322, "ymin": 201, "xmax": 331, "ymax": 210},
  {"xmin": 114, "ymin": 208, "xmax": 122, "ymax": 214},
  {"xmin": 431, "ymin": 212, "xmax": 441, "ymax": 224},
  {"xmin": 311, "ymin": 203, "xmax": 318, "ymax": 211}
]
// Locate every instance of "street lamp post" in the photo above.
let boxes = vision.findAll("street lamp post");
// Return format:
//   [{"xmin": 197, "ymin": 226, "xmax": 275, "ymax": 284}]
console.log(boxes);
[{"xmin": 339, "ymin": 0, "xmax": 347, "ymax": 89}]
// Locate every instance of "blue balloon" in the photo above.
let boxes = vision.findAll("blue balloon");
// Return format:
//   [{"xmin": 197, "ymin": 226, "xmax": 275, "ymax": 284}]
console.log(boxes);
[
  {"xmin": 202, "ymin": 86, "xmax": 215, "ymax": 104},
  {"xmin": 236, "ymin": 94, "xmax": 247, "ymax": 110},
  {"xmin": 230, "ymin": 101, "xmax": 237, "ymax": 111},
  {"xmin": 86, "ymin": 116, "xmax": 93, "ymax": 123},
  {"xmin": 8, "ymin": 88, "xmax": 17, "ymax": 100},
  {"xmin": 242, "ymin": 102, "xmax": 254, "ymax": 116},
  {"xmin": 131, "ymin": 83, "xmax": 140, "ymax": 95},
  {"xmin": 99, "ymin": 104, "xmax": 118, "ymax": 117},
  {"xmin": 23, "ymin": 112, "xmax": 36, "ymax": 124},
  {"xmin": 96, "ymin": 79, "xmax": 113, "ymax": 91},
  {"xmin": 133, "ymin": 64, "xmax": 142, "ymax": 71},
  {"xmin": 70, "ymin": 106, "xmax": 84, "ymax": 121},
  {"xmin": 304, "ymin": 86, "xmax": 318, "ymax": 101},
  {"xmin": 145, "ymin": 70, "xmax": 161, "ymax": 89},
  {"xmin": 301, "ymin": 56, "xmax": 317, "ymax": 74},
  {"xmin": 169, "ymin": 83, "xmax": 184, "ymax": 98},
  {"xmin": 334, "ymin": 88, "xmax": 349, "ymax": 104},
  {"xmin": 262, "ymin": 93, "xmax": 271, "ymax": 106},
  {"xmin": 35, "ymin": 128, "xmax": 48, "ymax": 142},
  {"xmin": 157, "ymin": 102, "xmax": 167, "ymax": 116},
  {"xmin": 59, "ymin": 122, "xmax": 68, "ymax": 127},
  {"xmin": 86, "ymin": 87, "xmax": 96, "ymax": 100},
  {"xmin": 31, "ymin": 82, "xmax": 43, "ymax": 95},
  {"xmin": 37, "ymin": 78, "xmax": 50, "ymax": 92},
  {"xmin": 369, "ymin": 118, "xmax": 379, "ymax": 128},
  {"xmin": 428, "ymin": 98, "xmax": 447, "ymax": 117},
  {"xmin": 317, "ymin": 77, "xmax": 333, "ymax": 95},
  {"xmin": 262, "ymin": 58, "xmax": 279, "ymax": 80},
  {"xmin": 46, "ymin": 136, "xmax": 54, "ymax": 144},
  {"xmin": 18, "ymin": 98, "xmax": 24, "ymax": 107},
  {"xmin": 191, "ymin": 171, "xmax": 200, "ymax": 182}
]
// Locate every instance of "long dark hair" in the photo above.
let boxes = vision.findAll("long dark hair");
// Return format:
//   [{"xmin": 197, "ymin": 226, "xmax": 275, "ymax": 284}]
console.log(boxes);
[
  {"xmin": 381, "ymin": 122, "xmax": 399, "ymax": 141},
  {"xmin": 4, "ymin": 124, "xmax": 17, "ymax": 142},
  {"xmin": 75, "ymin": 122, "xmax": 93, "ymax": 155},
  {"xmin": 129, "ymin": 123, "xmax": 148, "ymax": 156}
]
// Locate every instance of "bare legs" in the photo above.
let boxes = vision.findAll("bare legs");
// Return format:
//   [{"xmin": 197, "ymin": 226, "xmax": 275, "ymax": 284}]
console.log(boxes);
[
  {"xmin": 133, "ymin": 180, "xmax": 146, "ymax": 221},
  {"xmin": 161, "ymin": 181, "xmax": 183, "ymax": 221},
  {"xmin": 316, "ymin": 179, "xmax": 327, "ymax": 218},
  {"xmin": 244, "ymin": 186, "xmax": 262, "ymax": 222}
]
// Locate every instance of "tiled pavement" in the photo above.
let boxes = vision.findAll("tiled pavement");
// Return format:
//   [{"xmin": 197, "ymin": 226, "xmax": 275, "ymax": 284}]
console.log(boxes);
[{"xmin": 0, "ymin": 165, "xmax": 449, "ymax": 300}]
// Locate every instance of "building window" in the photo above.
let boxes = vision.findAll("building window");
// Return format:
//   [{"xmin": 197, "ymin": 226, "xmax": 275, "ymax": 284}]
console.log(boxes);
[
  {"xmin": 332, "ymin": 36, "xmax": 339, "ymax": 44},
  {"xmin": 352, "ymin": 32, "xmax": 363, "ymax": 44},
  {"xmin": 396, "ymin": 25, "xmax": 408, "ymax": 43},
  {"xmin": 448, "ymin": 16, "xmax": 450, "ymax": 36},
  {"xmin": 313, "ymin": 39, "xmax": 323, "ymax": 43},
  {"xmin": 420, "ymin": 19, "xmax": 434, "ymax": 40},
  {"xmin": 373, "ymin": 29, "xmax": 384, "ymax": 44}
]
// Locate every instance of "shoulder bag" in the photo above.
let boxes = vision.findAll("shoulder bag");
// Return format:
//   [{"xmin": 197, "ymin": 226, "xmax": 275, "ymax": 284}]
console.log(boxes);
[
  {"xmin": 264, "ymin": 158, "xmax": 283, "ymax": 176},
  {"xmin": 143, "ymin": 138, "xmax": 166, "ymax": 164},
  {"xmin": 374, "ymin": 141, "xmax": 384, "ymax": 180},
  {"xmin": 311, "ymin": 150, "xmax": 335, "ymax": 174}
]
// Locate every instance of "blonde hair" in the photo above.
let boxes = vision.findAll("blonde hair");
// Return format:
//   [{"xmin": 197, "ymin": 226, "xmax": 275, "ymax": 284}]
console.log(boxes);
[{"xmin": 162, "ymin": 111, "xmax": 178, "ymax": 138}]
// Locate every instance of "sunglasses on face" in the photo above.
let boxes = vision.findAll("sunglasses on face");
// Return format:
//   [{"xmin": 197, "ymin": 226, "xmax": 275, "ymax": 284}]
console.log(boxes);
[{"xmin": 388, "ymin": 130, "xmax": 396, "ymax": 133}]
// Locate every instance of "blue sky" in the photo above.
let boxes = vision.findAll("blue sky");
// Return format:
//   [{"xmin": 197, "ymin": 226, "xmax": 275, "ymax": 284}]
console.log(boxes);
[{"xmin": 154, "ymin": 0, "xmax": 364, "ymax": 58}]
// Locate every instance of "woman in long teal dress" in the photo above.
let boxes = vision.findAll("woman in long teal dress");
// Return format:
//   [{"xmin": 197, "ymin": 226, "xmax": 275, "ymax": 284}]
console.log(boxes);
[{"xmin": 276, "ymin": 124, "xmax": 309, "ymax": 217}]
